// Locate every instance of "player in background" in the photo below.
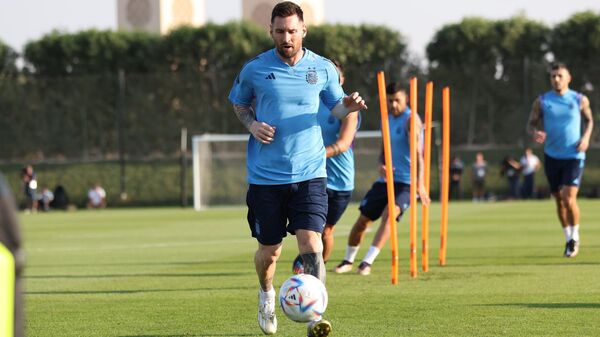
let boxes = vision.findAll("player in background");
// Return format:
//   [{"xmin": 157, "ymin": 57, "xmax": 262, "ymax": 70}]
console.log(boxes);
[
  {"xmin": 528, "ymin": 62, "xmax": 593, "ymax": 258},
  {"xmin": 228, "ymin": 2, "xmax": 367, "ymax": 336},
  {"xmin": 334, "ymin": 82, "xmax": 430, "ymax": 276},
  {"xmin": 292, "ymin": 60, "xmax": 360, "ymax": 274}
]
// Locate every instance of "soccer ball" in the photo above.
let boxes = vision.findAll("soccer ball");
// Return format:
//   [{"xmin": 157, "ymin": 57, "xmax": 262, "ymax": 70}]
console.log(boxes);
[{"xmin": 279, "ymin": 274, "xmax": 328, "ymax": 322}]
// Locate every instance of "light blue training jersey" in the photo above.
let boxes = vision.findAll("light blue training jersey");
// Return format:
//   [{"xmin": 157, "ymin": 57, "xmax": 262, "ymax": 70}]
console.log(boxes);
[
  {"xmin": 229, "ymin": 48, "xmax": 345, "ymax": 185},
  {"xmin": 377, "ymin": 108, "xmax": 412, "ymax": 185},
  {"xmin": 540, "ymin": 89, "xmax": 585, "ymax": 160},
  {"xmin": 316, "ymin": 103, "xmax": 360, "ymax": 191}
]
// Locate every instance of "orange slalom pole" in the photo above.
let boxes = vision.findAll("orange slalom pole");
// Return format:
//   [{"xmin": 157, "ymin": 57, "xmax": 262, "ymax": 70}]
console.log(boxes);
[
  {"xmin": 377, "ymin": 71, "xmax": 399, "ymax": 285},
  {"xmin": 422, "ymin": 81, "xmax": 433, "ymax": 272},
  {"xmin": 440, "ymin": 87, "xmax": 451, "ymax": 266},
  {"xmin": 409, "ymin": 77, "xmax": 418, "ymax": 278}
]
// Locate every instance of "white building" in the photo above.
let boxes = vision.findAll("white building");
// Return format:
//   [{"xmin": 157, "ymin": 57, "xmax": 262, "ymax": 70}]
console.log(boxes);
[
  {"xmin": 117, "ymin": 0, "xmax": 206, "ymax": 34},
  {"xmin": 242, "ymin": 0, "xmax": 324, "ymax": 28}
]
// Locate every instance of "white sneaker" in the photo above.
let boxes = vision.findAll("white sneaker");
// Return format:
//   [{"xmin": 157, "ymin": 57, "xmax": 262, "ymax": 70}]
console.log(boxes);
[
  {"xmin": 357, "ymin": 261, "xmax": 371, "ymax": 276},
  {"xmin": 258, "ymin": 290, "xmax": 277, "ymax": 335},
  {"xmin": 333, "ymin": 260, "xmax": 353, "ymax": 273}
]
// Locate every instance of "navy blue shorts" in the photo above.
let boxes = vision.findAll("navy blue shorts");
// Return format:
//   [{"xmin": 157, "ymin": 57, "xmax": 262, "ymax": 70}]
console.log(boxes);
[
  {"xmin": 359, "ymin": 182, "xmax": 411, "ymax": 221},
  {"xmin": 325, "ymin": 189, "xmax": 352, "ymax": 226},
  {"xmin": 544, "ymin": 154, "xmax": 585, "ymax": 193},
  {"xmin": 246, "ymin": 178, "xmax": 328, "ymax": 245}
]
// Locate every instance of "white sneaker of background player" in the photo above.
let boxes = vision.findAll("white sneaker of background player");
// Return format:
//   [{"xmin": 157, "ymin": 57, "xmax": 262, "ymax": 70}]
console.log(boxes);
[{"xmin": 258, "ymin": 290, "xmax": 277, "ymax": 335}]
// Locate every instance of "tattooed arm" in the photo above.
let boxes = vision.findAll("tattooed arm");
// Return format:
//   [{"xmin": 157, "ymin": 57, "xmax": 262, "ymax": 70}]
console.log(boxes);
[{"xmin": 233, "ymin": 104, "xmax": 275, "ymax": 144}]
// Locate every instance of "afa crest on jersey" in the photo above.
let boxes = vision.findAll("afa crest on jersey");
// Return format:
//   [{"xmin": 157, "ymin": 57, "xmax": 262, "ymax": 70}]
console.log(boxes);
[{"xmin": 306, "ymin": 67, "xmax": 318, "ymax": 84}]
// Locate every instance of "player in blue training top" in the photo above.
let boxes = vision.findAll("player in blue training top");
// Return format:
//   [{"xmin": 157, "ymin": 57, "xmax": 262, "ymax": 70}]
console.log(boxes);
[
  {"xmin": 334, "ymin": 82, "xmax": 430, "ymax": 276},
  {"xmin": 292, "ymin": 60, "xmax": 360, "ymax": 274},
  {"xmin": 228, "ymin": 2, "xmax": 367, "ymax": 336},
  {"xmin": 528, "ymin": 62, "xmax": 594, "ymax": 258}
]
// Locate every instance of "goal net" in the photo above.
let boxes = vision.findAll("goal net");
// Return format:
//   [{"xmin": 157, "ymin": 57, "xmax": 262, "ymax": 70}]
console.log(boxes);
[{"xmin": 192, "ymin": 131, "xmax": 391, "ymax": 210}]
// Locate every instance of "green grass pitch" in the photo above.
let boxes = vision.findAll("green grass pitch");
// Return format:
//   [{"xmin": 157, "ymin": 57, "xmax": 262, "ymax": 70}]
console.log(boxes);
[{"xmin": 21, "ymin": 200, "xmax": 600, "ymax": 336}]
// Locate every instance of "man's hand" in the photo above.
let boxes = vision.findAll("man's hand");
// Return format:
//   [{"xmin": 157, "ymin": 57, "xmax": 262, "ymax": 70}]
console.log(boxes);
[
  {"xmin": 577, "ymin": 138, "xmax": 590, "ymax": 152},
  {"xmin": 250, "ymin": 121, "xmax": 276, "ymax": 144},
  {"xmin": 379, "ymin": 165, "xmax": 395, "ymax": 181},
  {"xmin": 533, "ymin": 130, "xmax": 546, "ymax": 144},
  {"xmin": 344, "ymin": 92, "xmax": 368, "ymax": 112},
  {"xmin": 418, "ymin": 184, "xmax": 431, "ymax": 206}
]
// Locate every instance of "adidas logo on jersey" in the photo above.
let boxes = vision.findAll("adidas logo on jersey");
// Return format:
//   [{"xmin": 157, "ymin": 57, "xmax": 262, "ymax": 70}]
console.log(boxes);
[{"xmin": 265, "ymin": 73, "xmax": 276, "ymax": 80}]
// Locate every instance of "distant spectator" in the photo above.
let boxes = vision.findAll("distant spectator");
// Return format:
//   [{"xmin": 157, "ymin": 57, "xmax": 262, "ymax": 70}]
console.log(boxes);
[
  {"xmin": 501, "ymin": 155, "xmax": 522, "ymax": 200},
  {"xmin": 87, "ymin": 184, "xmax": 107, "ymax": 209},
  {"xmin": 50, "ymin": 185, "xmax": 69, "ymax": 210},
  {"xmin": 20, "ymin": 165, "xmax": 38, "ymax": 212},
  {"xmin": 0, "ymin": 172, "xmax": 25, "ymax": 337},
  {"xmin": 38, "ymin": 187, "xmax": 54, "ymax": 212},
  {"xmin": 449, "ymin": 155, "xmax": 464, "ymax": 200},
  {"xmin": 471, "ymin": 152, "xmax": 487, "ymax": 202},
  {"xmin": 519, "ymin": 148, "xmax": 541, "ymax": 199}
]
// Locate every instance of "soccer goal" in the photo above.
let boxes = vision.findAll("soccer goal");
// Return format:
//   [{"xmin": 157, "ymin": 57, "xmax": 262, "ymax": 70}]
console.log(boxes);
[{"xmin": 192, "ymin": 130, "xmax": 439, "ymax": 210}]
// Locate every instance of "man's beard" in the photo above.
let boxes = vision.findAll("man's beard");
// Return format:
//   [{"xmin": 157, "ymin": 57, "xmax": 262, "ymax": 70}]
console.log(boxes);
[{"xmin": 277, "ymin": 45, "xmax": 298, "ymax": 59}]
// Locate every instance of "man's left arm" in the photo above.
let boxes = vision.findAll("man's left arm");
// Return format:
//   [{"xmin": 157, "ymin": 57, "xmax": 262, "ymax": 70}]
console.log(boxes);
[
  {"xmin": 578, "ymin": 95, "xmax": 594, "ymax": 152},
  {"xmin": 331, "ymin": 93, "xmax": 368, "ymax": 119}
]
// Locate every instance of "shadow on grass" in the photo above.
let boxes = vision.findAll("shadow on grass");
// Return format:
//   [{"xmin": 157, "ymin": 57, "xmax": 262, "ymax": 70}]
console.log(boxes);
[
  {"xmin": 480, "ymin": 303, "xmax": 600, "ymax": 309},
  {"xmin": 27, "ymin": 260, "xmax": 251, "ymax": 268},
  {"xmin": 24, "ymin": 272, "xmax": 247, "ymax": 279},
  {"xmin": 119, "ymin": 334, "xmax": 257, "ymax": 337},
  {"xmin": 441, "ymin": 259, "xmax": 600, "ymax": 267},
  {"xmin": 25, "ymin": 286, "xmax": 254, "ymax": 295}
]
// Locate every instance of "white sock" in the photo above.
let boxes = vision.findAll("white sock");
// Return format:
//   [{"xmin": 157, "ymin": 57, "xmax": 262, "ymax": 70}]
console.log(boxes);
[
  {"xmin": 362, "ymin": 246, "xmax": 381, "ymax": 265},
  {"xmin": 260, "ymin": 287, "xmax": 275, "ymax": 300},
  {"xmin": 563, "ymin": 226, "xmax": 573, "ymax": 242},
  {"xmin": 571, "ymin": 224, "xmax": 580, "ymax": 242},
  {"xmin": 344, "ymin": 246, "xmax": 360, "ymax": 263}
]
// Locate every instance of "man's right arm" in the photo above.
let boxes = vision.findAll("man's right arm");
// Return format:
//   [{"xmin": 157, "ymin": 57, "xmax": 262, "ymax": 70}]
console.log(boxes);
[
  {"xmin": 233, "ymin": 104, "xmax": 275, "ymax": 144},
  {"xmin": 528, "ymin": 98, "xmax": 546, "ymax": 144}
]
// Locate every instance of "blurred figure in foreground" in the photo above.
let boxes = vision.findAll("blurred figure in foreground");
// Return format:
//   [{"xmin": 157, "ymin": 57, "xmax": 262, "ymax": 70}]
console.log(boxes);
[{"xmin": 0, "ymin": 172, "xmax": 24, "ymax": 337}]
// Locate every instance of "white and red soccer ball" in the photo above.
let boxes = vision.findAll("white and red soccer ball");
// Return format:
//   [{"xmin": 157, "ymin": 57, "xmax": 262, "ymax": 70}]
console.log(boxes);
[{"xmin": 279, "ymin": 274, "xmax": 328, "ymax": 322}]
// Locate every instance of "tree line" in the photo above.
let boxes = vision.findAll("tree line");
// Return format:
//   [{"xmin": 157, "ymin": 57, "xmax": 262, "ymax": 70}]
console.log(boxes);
[{"xmin": 0, "ymin": 11, "xmax": 599, "ymax": 161}]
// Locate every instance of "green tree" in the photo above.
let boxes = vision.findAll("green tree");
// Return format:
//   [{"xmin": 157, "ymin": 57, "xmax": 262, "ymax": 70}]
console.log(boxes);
[
  {"xmin": 551, "ymin": 11, "xmax": 600, "ymax": 144},
  {"xmin": 0, "ymin": 39, "xmax": 17, "ymax": 75},
  {"xmin": 492, "ymin": 16, "xmax": 551, "ymax": 144},
  {"xmin": 427, "ymin": 17, "xmax": 499, "ymax": 145},
  {"xmin": 305, "ymin": 24, "xmax": 409, "ymax": 130},
  {"xmin": 427, "ymin": 16, "xmax": 552, "ymax": 145},
  {"xmin": 24, "ymin": 30, "xmax": 163, "ymax": 76}
]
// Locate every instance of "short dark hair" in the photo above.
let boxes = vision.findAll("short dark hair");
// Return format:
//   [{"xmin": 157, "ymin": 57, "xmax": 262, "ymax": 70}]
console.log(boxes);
[
  {"xmin": 551, "ymin": 62, "xmax": 569, "ymax": 72},
  {"xmin": 271, "ymin": 1, "xmax": 304, "ymax": 23},
  {"xmin": 386, "ymin": 82, "xmax": 407, "ymax": 95}
]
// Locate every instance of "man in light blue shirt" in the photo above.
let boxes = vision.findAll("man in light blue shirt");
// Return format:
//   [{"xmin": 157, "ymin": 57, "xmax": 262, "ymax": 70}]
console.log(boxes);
[
  {"xmin": 334, "ymin": 82, "xmax": 430, "ymax": 276},
  {"xmin": 229, "ymin": 2, "xmax": 367, "ymax": 336},
  {"xmin": 528, "ymin": 62, "xmax": 594, "ymax": 258}
]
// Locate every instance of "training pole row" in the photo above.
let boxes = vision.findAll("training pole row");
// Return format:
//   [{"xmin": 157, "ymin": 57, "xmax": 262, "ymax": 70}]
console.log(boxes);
[{"xmin": 377, "ymin": 73, "xmax": 451, "ymax": 284}]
